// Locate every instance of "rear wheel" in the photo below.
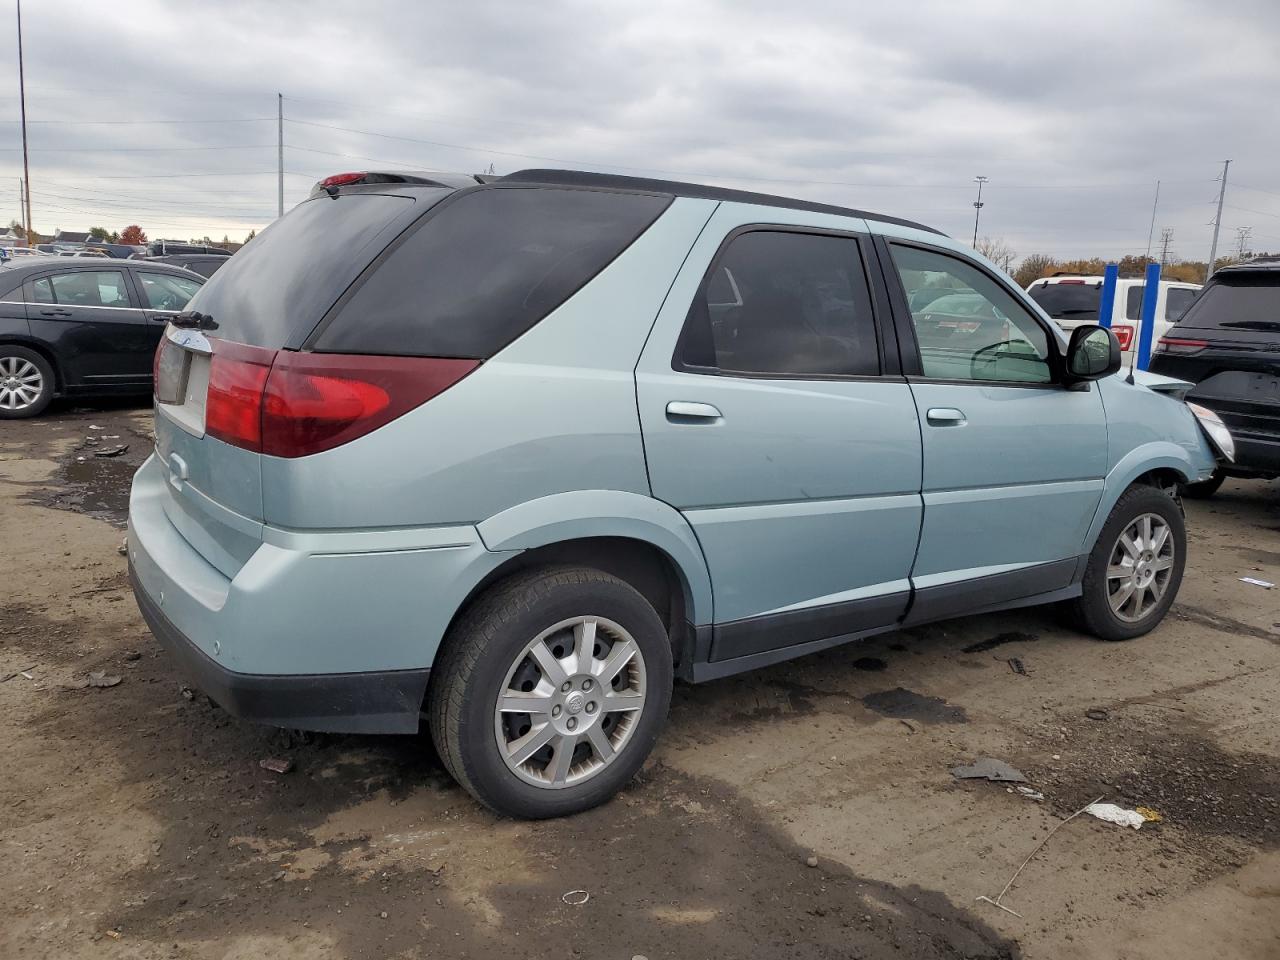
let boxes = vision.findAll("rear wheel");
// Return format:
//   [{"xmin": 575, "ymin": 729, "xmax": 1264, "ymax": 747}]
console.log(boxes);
[
  {"xmin": 1071, "ymin": 485, "xmax": 1185, "ymax": 641},
  {"xmin": 428, "ymin": 566, "xmax": 673, "ymax": 819},
  {"xmin": 0, "ymin": 346, "xmax": 53, "ymax": 419},
  {"xmin": 1182, "ymin": 470, "xmax": 1225, "ymax": 499}
]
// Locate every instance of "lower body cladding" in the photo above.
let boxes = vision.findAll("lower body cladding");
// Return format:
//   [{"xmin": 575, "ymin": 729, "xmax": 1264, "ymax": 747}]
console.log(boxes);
[{"xmin": 127, "ymin": 454, "xmax": 509, "ymax": 734}]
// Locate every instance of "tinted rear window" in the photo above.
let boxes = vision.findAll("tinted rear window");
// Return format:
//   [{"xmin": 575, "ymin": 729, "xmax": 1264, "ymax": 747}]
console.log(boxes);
[
  {"xmin": 184, "ymin": 191, "xmax": 443, "ymax": 347},
  {"xmin": 311, "ymin": 186, "xmax": 672, "ymax": 358},
  {"xmin": 1028, "ymin": 282, "xmax": 1100, "ymax": 321},
  {"xmin": 1177, "ymin": 274, "xmax": 1279, "ymax": 329}
]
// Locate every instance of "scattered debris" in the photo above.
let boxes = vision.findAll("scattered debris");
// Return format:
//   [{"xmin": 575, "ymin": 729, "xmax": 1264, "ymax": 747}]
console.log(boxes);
[
  {"xmin": 950, "ymin": 758, "xmax": 1028, "ymax": 783},
  {"xmin": 20, "ymin": 671, "xmax": 34, "ymax": 681},
  {"xmin": 1084, "ymin": 802, "xmax": 1147, "ymax": 830},
  {"xmin": 84, "ymin": 435, "xmax": 100, "ymax": 444},
  {"xmin": 1136, "ymin": 806, "xmax": 1163, "ymax": 823},
  {"xmin": 976, "ymin": 794, "xmax": 1104, "ymax": 918},
  {"xmin": 1239, "ymin": 577, "xmax": 1274, "ymax": 589},
  {"xmin": 1015, "ymin": 786, "xmax": 1045, "ymax": 802},
  {"xmin": 962, "ymin": 631, "xmax": 1038, "ymax": 654},
  {"xmin": 259, "ymin": 757, "xmax": 295, "ymax": 775},
  {"xmin": 898, "ymin": 718, "xmax": 918, "ymax": 734},
  {"xmin": 1085, "ymin": 708, "xmax": 1110, "ymax": 721},
  {"xmin": 1, "ymin": 665, "xmax": 34, "ymax": 683},
  {"xmin": 118, "ymin": 536, "xmax": 128, "ymax": 556},
  {"xmin": 93, "ymin": 444, "xmax": 129, "ymax": 458},
  {"xmin": 180, "ymin": 685, "xmax": 196, "ymax": 701},
  {"xmin": 805, "ymin": 855, "xmax": 819, "ymax": 868},
  {"xmin": 67, "ymin": 671, "xmax": 122, "ymax": 689},
  {"xmin": 561, "ymin": 889, "xmax": 590, "ymax": 905},
  {"xmin": 88, "ymin": 424, "xmax": 103, "ymax": 431},
  {"xmin": 103, "ymin": 929, "xmax": 122, "ymax": 940},
  {"xmin": 378, "ymin": 911, "xmax": 388, "ymax": 919},
  {"xmin": 123, "ymin": 651, "xmax": 142, "ymax": 662},
  {"xmin": 1007, "ymin": 657, "xmax": 1026, "ymax": 675}
]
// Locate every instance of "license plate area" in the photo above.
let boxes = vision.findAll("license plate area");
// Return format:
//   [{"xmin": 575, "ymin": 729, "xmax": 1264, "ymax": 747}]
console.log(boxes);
[
  {"xmin": 155, "ymin": 338, "xmax": 189, "ymax": 405},
  {"xmin": 157, "ymin": 326, "xmax": 212, "ymax": 437}
]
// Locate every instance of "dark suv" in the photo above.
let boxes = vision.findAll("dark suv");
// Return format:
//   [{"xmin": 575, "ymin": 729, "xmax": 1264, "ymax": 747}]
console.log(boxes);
[{"xmin": 1150, "ymin": 256, "xmax": 1280, "ymax": 496}]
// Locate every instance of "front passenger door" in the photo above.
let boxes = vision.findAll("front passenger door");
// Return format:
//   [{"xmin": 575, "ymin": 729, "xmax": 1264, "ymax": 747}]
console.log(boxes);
[{"xmin": 881, "ymin": 241, "xmax": 1108, "ymax": 622}]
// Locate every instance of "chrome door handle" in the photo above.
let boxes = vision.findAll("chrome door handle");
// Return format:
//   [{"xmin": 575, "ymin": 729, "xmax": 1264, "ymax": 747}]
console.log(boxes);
[
  {"xmin": 926, "ymin": 407, "xmax": 967, "ymax": 425},
  {"xmin": 666, "ymin": 401, "xmax": 722, "ymax": 421}
]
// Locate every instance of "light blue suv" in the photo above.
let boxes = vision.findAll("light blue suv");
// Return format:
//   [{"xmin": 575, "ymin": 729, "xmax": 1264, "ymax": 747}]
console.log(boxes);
[{"xmin": 128, "ymin": 169, "xmax": 1224, "ymax": 818}]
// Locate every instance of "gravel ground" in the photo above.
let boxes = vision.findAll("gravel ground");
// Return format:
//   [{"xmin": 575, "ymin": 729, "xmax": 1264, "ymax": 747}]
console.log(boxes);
[{"xmin": 3, "ymin": 399, "xmax": 1279, "ymax": 960}]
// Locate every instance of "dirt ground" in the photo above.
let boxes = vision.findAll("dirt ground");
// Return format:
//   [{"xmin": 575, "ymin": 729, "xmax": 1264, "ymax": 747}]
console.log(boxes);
[{"xmin": 3, "ymin": 400, "xmax": 1279, "ymax": 960}]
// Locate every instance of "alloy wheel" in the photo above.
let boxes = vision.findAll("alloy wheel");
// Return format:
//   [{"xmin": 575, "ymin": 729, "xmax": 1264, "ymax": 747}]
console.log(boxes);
[
  {"xmin": 1106, "ymin": 512, "xmax": 1175, "ymax": 623},
  {"xmin": 0, "ymin": 356, "xmax": 43, "ymax": 411},
  {"xmin": 493, "ymin": 616, "xmax": 647, "ymax": 789}
]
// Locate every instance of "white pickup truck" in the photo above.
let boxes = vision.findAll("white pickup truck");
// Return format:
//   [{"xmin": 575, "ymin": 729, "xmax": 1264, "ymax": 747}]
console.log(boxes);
[{"xmin": 1027, "ymin": 275, "xmax": 1202, "ymax": 357}]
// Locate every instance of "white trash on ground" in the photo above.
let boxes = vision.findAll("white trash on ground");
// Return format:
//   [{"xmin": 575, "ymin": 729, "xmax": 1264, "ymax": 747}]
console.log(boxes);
[{"xmin": 1084, "ymin": 802, "xmax": 1147, "ymax": 829}]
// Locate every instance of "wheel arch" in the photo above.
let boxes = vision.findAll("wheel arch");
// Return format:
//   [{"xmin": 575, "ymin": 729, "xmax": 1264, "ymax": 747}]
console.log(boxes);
[{"xmin": 1082, "ymin": 443, "xmax": 1197, "ymax": 553}]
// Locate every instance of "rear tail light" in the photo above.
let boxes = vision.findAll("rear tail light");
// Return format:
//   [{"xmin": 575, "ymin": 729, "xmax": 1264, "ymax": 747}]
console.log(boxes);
[
  {"xmin": 202, "ymin": 339, "xmax": 478, "ymax": 457},
  {"xmin": 1111, "ymin": 325, "xmax": 1134, "ymax": 351},
  {"xmin": 1154, "ymin": 337, "xmax": 1209, "ymax": 356}
]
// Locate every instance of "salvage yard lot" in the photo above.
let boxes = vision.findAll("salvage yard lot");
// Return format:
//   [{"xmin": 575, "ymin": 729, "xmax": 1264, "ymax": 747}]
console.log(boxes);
[{"xmin": 3, "ymin": 401, "xmax": 1279, "ymax": 960}]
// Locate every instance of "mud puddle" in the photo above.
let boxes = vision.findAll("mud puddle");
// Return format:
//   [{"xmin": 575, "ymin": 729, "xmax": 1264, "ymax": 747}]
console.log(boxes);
[{"xmin": 862, "ymin": 687, "xmax": 967, "ymax": 724}]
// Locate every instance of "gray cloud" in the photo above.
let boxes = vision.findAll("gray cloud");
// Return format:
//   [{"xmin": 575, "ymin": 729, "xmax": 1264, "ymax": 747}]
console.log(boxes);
[{"xmin": 4, "ymin": 0, "xmax": 1279, "ymax": 260}]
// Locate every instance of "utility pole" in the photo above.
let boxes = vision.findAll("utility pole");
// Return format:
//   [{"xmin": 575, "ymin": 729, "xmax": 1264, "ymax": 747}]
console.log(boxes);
[
  {"xmin": 18, "ymin": 179, "xmax": 25, "ymax": 238},
  {"xmin": 1233, "ymin": 225, "xmax": 1252, "ymax": 261},
  {"xmin": 971, "ymin": 176, "xmax": 988, "ymax": 247},
  {"xmin": 17, "ymin": 0, "xmax": 33, "ymax": 238},
  {"xmin": 1206, "ymin": 159, "xmax": 1231, "ymax": 281},
  {"xmin": 1144, "ymin": 180, "xmax": 1161, "ymax": 261},
  {"xmin": 1158, "ymin": 228, "xmax": 1174, "ymax": 268},
  {"xmin": 277, "ymin": 93, "xmax": 284, "ymax": 219}
]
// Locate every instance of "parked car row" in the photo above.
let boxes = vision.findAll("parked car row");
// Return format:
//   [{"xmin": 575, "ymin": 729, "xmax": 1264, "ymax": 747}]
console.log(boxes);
[
  {"xmin": 123, "ymin": 168, "xmax": 1226, "ymax": 819},
  {"xmin": 1027, "ymin": 274, "xmax": 1202, "ymax": 355}
]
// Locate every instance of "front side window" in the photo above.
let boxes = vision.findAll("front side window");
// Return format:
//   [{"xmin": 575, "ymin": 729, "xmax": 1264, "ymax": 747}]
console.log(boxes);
[
  {"xmin": 891, "ymin": 245, "xmax": 1052, "ymax": 384},
  {"xmin": 48, "ymin": 270, "xmax": 130, "ymax": 308},
  {"xmin": 138, "ymin": 272, "xmax": 202, "ymax": 311},
  {"xmin": 678, "ymin": 231, "xmax": 879, "ymax": 377}
]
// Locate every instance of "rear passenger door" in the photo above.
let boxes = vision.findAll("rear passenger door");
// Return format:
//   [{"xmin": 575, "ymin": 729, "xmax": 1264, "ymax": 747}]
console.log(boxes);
[
  {"xmin": 878, "ymin": 239, "xmax": 1108, "ymax": 622},
  {"xmin": 637, "ymin": 208, "xmax": 923, "ymax": 665},
  {"xmin": 24, "ymin": 268, "xmax": 152, "ymax": 386}
]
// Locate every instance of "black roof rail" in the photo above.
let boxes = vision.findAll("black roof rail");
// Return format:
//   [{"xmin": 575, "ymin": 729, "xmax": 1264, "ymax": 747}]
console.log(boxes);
[{"xmin": 497, "ymin": 168, "xmax": 944, "ymax": 236}]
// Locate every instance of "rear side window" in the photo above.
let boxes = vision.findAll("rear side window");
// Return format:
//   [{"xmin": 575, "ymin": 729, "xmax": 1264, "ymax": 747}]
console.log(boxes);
[
  {"xmin": 312, "ymin": 187, "xmax": 671, "ymax": 358},
  {"xmin": 1177, "ymin": 273, "xmax": 1280, "ymax": 329},
  {"xmin": 1165, "ymin": 287, "xmax": 1198, "ymax": 321},
  {"xmin": 49, "ymin": 270, "xmax": 130, "ymax": 308},
  {"xmin": 676, "ymin": 230, "xmax": 879, "ymax": 377},
  {"xmin": 184, "ymin": 191, "xmax": 441, "ymax": 347},
  {"xmin": 1027, "ymin": 281, "xmax": 1100, "ymax": 321}
]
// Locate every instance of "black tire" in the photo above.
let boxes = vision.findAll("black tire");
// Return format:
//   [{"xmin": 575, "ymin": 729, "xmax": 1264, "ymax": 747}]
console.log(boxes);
[
  {"xmin": 1182, "ymin": 470, "xmax": 1225, "ymax": 500},
  {"xmin": 427, "ymin": 565, "xmax": 673, "ymax": 819},
  {"xmin": 1070, "ymin": 484, "xmax": 1186, "ymax": 641},
  {"xmin": 0, "ymin": 345, "xmax": 54, "ymax": 419}
]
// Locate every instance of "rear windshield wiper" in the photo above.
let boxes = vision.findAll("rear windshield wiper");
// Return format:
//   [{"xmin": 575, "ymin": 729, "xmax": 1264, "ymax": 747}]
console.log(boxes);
[
  {"xmin": 169, "ymin": 311, "xmax": 219, "ymax": 331},
  {"xmin": 1218, "ymin": 320, "xmax": 1280, "ymax": 331}
]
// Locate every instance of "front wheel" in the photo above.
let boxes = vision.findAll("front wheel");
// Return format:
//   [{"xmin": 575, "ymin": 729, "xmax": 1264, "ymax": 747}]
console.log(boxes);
[
  {"xmin": 427, "ymin": 566, "xmax": 673, "ymax": 819},
  {"xmin": 1070, "ymin": 485, "xmax": 1186, "ymax": 641}
]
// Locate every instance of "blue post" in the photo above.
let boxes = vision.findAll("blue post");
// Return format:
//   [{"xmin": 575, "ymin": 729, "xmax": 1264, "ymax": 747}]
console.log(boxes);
[
  {"xmin": 1136, "ymin": 262, "xmax": 1161, "ymax": 370},
  {"xmin": 1097, "ymin": 263, "xmax": 1119, "ymax": 329}
]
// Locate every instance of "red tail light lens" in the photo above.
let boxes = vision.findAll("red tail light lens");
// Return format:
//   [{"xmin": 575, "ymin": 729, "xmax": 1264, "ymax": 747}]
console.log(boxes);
[
  {"xmin": 1111, "ymin": 325, "xmax": 1134, "ymax": 351},
  {"xmin": 203, "ymin": 339, "xmax": 478, "ymax": 457},
  {"xmin": 1155, "ymin": 337, "xmax": 1209, "ymax": 356},
  {"xmin": 319, "ymin": 172, "xmax": 366, "ymax": 189},
  {"xmin": 205, "ymin": 341, "xmax": 275, "ymax": 451}
]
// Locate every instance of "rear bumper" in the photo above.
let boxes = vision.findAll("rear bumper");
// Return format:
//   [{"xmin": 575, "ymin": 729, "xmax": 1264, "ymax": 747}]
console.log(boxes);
[
  {"xmin": 1227, "ymin": 434, "xmax": 1280, "ymax": 477},
  {"xmin": 131, "ymin": 563, "xmax": 429, "ymax": 733}
]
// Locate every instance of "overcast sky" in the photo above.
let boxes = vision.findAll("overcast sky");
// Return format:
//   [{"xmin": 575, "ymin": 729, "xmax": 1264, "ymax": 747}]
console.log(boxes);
[{"xmin": 4, "ymin": 0, "xmax": 1279, "ymax": 262}]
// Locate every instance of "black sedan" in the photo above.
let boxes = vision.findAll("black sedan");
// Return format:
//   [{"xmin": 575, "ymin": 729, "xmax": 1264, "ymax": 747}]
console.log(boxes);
[{"xmin": 0, "ymin": 258, "xmax": 203, "ymax": 418}]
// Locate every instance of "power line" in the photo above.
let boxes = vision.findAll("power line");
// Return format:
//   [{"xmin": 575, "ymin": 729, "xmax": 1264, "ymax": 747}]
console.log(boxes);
[
  {"xmin": 0, "ymin": 116, "xmax": 274, "ymax": 125},
  {"xmin": 0, "ymin": 143, "xmax": 274, "ymax": 153}
]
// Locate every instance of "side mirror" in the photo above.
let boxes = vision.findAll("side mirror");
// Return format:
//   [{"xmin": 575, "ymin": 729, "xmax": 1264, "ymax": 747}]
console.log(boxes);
[{"xmin": 1065, "ymin": 324, "xmax": 1121, "ymax": 381}]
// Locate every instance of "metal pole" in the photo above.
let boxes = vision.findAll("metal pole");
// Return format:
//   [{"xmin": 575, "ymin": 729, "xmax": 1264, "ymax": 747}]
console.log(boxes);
[
  {"xmin": 1206, "ymin": 159, "xmax": 1231, "ymax": 282},
  {"xmin": 1144, "ymin": 180, "xmax": 1160, "ymax": 261},
  {"xmin": 18, "ymin": 179, "xmax": 25, "ymax": 238},
  {"xmin": 971, "ymin": 176, "xmax": 988, "ymax": 246},
  {"xmin": 277, "ymin": 93, "xmax": 284, "ymax": 219},
  {"xmin": 17, "ymin": 0, "xmax": 33, "ymax": 237}
]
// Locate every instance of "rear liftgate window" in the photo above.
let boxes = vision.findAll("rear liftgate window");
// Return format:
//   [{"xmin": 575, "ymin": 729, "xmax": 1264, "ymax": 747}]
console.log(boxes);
[{"xmin": 311, "ymin": 186, "xmax": 672, "ymax": 358}]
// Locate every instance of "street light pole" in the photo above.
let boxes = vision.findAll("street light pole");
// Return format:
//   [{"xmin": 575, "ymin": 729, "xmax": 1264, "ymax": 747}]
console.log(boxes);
[
  {"xmin": 972, "ymin": 176, "xmax": 988, "ymax": 247},
  {"xmin": 17, "ymin": 0, "xmax": 33, "ymax": 237}
]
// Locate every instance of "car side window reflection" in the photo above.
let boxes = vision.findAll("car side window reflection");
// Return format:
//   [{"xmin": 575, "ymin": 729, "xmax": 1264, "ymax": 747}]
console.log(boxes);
[{"xmin": 890, "ymin": 245, "xmax": 1052, "ymax": 384}]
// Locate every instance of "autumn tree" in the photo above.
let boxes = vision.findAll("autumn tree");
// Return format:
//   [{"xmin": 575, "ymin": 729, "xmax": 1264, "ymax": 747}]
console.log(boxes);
[
  {"xmin": 120, "ymin": 225, "xmax": 147, "ymax": 245},
  {"xmin": 975, "ymin": 236, "xmax": 1017, "ymax": 273},
  {"xmin": 1013, "ymin": 254, "xmax": 1057, "ymax": 288},
  {"xmin": 88, "ymin": 226, "xmax": 112, "ymax": 240}
]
